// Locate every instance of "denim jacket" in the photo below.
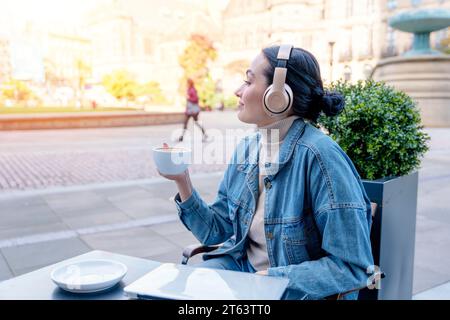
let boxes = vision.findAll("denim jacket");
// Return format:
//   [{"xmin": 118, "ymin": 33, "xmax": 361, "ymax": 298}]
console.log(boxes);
[{"xmin": 174, "ymin": 118, "xmax": 374, "ymax": 300}]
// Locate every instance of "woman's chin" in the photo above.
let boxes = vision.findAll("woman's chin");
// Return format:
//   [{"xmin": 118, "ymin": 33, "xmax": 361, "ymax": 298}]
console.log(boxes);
[
  {"xmin": 237, "ymin": 108, "xmax": 251, "ymax": 124},
  {"xmin": 238, "ymin": 110, "xmax": 262, "ymax": 125}
]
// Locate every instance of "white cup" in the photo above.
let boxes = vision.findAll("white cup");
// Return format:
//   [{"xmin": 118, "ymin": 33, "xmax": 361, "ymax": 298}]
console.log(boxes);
[{"xmin": 152, "ymin": 146, "xmax": 192, "ymax": 175}]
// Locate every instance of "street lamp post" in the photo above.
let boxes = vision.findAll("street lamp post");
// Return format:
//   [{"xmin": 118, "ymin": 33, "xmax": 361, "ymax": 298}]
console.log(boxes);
[
  {"xmin": 328, "ymin": 41, "xmax": 335, "ymax": 82},
  {"xmin": 344, "ymin": 65, "xmax": 352, "ymax": 82}
]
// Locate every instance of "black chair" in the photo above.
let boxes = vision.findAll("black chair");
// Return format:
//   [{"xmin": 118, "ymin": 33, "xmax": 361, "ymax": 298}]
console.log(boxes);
[{"xmin": 181, "ymin": 202, "xmax": 385, "ymax": 300}]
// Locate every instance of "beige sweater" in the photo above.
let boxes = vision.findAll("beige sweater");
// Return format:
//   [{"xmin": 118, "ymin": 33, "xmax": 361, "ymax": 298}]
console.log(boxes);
[{"xmin": 246, "ymin": 115, "xmax": 300, "ymax": 271}]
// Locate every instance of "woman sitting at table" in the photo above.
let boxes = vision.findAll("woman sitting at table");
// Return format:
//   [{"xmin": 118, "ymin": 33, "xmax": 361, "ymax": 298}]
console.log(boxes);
[{"xmin": 158, "ymin": 45, "xmax": 374, "ymax": 300}]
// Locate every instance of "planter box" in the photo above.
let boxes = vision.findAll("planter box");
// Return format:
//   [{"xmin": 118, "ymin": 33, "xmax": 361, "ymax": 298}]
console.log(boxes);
[{"xmin": 358, "ymin": 171, "xmax": 419, "ymax": 300}]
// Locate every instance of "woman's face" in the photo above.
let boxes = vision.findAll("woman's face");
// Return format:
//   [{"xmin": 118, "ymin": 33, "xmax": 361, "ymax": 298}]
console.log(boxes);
[{"xmin": 234, "ymin": 53, "xmax": 275, "ymax": 127}]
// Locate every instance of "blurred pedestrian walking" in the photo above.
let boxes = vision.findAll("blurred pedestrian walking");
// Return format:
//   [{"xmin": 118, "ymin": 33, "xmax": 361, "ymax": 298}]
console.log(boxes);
[{"xmin": 178, "ymin": 78, "xmax": 208, "ymax": 142}]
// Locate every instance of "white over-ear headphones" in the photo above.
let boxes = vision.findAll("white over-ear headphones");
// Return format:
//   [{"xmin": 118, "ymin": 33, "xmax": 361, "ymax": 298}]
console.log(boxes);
[{"xmin": 263, "ymin": 44, "xmax": 294, "ymax": 118}]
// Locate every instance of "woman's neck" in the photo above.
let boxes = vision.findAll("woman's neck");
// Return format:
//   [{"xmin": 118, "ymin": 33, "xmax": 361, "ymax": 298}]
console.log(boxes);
[{"xmin": 258, "ymin": 115, "xmax": 299, "ymax": 144}]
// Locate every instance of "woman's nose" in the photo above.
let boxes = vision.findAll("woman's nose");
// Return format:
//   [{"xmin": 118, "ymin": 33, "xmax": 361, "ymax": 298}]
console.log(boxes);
[{"xmin": 234, "ymin": 84, "xmax": 244, "ymax": 97}]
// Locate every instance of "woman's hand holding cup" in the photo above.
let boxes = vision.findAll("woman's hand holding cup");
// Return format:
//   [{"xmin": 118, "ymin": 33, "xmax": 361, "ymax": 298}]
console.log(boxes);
[{"xmin": 154, "ymin": 143, "xmax": 193, "ymax": 201}]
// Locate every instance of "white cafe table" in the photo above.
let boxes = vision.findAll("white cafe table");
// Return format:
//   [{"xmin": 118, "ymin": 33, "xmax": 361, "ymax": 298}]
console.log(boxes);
[{"xmin": 0, "ymin": 250, "xmax": 162, "ymax": 300}]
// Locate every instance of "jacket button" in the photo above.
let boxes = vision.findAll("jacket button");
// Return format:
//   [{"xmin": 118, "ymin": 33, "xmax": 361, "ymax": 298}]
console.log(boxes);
[
  {"xmin": 266, "ymin": 232, "xmax": 273, "ymax": 240},
  {"xmin": 264, "ymin": 179, "xmax": 272, "ymax": 190}
]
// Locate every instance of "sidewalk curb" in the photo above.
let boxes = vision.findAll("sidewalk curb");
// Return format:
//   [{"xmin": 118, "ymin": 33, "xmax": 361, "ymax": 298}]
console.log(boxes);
[
  {"xmin": 0, "ymin": 215, "xmax": 179, "ymax": 249},
  {"xmin": 0, "ymin": 171, "xmax": 224, "ymax": 200}
]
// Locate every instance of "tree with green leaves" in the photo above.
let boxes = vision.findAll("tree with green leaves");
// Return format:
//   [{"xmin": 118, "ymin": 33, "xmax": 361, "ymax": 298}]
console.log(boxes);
[
  {"xmin": 102, "ymin": 70, "xmax": 139, "ymax": 106},
  {"xmin": 102, "ymin": 71, "xmax": 169, "ymax": 107},
  {"xmin": 196, "ymin": 74, "xmax": 217, "ymax": 110},
  {"xmin": 178, "ymin": 34, "xmax": 218, "ymax": 109},
  {"xmin": 1, "ymin": 80, "xmax": 35, "ymax": 105},
  {"xmin": 136, "ymin": 81, "xmax": 169, "ymax": 105}
]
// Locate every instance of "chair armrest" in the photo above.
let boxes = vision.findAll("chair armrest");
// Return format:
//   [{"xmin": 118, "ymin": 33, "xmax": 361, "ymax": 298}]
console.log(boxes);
[
  {"xmin": 181, "ymin": 244, "xmax": 221, "ymax": 265},
  {"xmin": 326, "ymin": 271, "xmax": 386, "ymax": 300}
]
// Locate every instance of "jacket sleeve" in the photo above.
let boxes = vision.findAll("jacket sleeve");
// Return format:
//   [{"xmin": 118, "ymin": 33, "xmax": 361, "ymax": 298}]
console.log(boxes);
[
  {"xmin": 174, "ymin": 169, "xmax": 234, "ymax": 246},
  {"xmin": 267, "ymin": 142, "xmax": 374, "ymax": 300}
]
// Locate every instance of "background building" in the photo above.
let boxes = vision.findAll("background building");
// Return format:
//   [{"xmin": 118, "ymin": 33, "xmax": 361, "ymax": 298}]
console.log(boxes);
[
  {"xmin": 0, "ymin": 37, "xmax": 11, "ymax": 83},
  {"xmin": 0, "ymin": 0, "xmax": 448, "ymax": 105},
  {"xmin": 84, "ymin": 0, "xmax": 221, "ymax": 103},
  {"xmin": 219, "ymin": 0, "xmax": 449, "ymax": 95}
]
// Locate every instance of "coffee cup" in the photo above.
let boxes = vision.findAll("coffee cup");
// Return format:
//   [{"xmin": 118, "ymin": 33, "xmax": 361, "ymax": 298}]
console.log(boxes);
[{"xmin": 152, "ymin": 146, "xmax": 192, "ymax": 175}]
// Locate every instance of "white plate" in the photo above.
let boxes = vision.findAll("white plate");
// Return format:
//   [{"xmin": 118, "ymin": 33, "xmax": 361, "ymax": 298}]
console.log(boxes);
[{"xmin": 51, "ymin": 259, "xmax": 128, "ymax": 293}]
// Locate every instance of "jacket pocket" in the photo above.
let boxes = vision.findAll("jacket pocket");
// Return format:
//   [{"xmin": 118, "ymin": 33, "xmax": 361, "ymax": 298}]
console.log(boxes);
[{"xmin": 281, "ymin": 220, "xmax": 310, "ymax": 264}]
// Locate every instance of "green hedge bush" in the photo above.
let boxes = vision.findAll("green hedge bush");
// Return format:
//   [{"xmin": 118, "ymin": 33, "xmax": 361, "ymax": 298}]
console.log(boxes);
[{"xmin": 318, "ymin": 80, "xmax": 430, "ymax": 180}]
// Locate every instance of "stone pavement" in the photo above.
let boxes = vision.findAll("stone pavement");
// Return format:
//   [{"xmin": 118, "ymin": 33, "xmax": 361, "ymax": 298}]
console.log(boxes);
[
  {"xmin": 0, "ymin": 126, "xmax": 449, "ymax": 299},
  {"xmin": 0, "ymin": 110, "xmax": 247, "ymax": 192},
  {"xmin": 0, "ymin": 172, "xmax": 223, "ymax": 280}
]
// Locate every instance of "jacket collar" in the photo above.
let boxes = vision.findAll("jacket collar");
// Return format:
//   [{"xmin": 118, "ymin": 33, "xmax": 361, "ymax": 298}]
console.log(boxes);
[
  {"xmin": 238, "ymin": 118, "xmax": 307, "ymax": 210},
  {"xmin": 273, "ymin": 117, "xmax": 307, "ymax": 167}
]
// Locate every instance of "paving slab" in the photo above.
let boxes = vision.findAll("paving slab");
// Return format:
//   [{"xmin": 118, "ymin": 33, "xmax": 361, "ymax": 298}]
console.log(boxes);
[
  {"xmin": 80, "ymin": 227, "xmax": 179, "ymax": 258},
  {"xmin": 415, "ymin": 215, "xmax": 446, "ymax": 233},
  {"xmin": 1, "ymin": 238, "xmax": 91, "ymax": 275},
  {"xmin": 109, "ymin": 197, "xmax": 177, "ymax": 219},
  {"xmin": 414, "ymin": 280, "xmax": 450, "ymax": 300},
  {"xmin": 147, "ymin": 221, "xmax": 190, "ymax": 237},
  {"xmin": 413, "ymin": 265, "xmax": 450, "ymax": 294},
  {"xmin": 162, "ymin": 231, "xmax": 201, "ymax": 249},
  {"xmin": 139, "ymin": 181, "xmax": 185, "ymax": 198},
  {"xmin": 414, "ymin": 223, "xmax": 450, "ymax": 285},
  {"xmin": 0, "ymin": 253, "xmax": 13, "ymax": 281},
  {"xmin": 60, "ymin": 210, "xmax": 131, "ymax": 230},
  {"xmin": 43, "ymin": 191, "xmax": 107, "ymax": 214},
  {"xmin": 0, "ymin": 196, "xmax": 46, "ymax": 209},
  {"xmin": 0, "ymin": 222, "xmax": 70, "ymax": 242},
  {"xmin": 1, "ymin": 203, "xmax": 62, "ymax": 229},
  {"xmin": 100, "ymin": 187, "xmax": 155, "ymax": 203}
]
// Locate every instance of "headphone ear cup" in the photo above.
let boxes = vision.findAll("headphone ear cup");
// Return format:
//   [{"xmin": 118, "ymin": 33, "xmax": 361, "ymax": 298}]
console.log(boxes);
[
  {"xmin": 263, "ymin": 85, "xmax": 273, "ymax": 110},
  {"xmin": 263, "ymin": 84, "xmax": 293, "ymax": 116},
  {"xmin": 284, "ymin": 83, "xmax": 293, "ymax": 110}
]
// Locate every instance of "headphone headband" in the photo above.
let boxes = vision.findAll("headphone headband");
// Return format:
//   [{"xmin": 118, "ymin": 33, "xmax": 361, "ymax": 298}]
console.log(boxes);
[
  {"xmin": 263, "ymin": 44, "xmax": 294, "ymax": 118},
  {"xmin": 277, "ymin": 44, "xmax": 293, "ymax": 60},
  {"xmin": 272, "ymin": 44, "xmax": 293, "ymax": 93}
]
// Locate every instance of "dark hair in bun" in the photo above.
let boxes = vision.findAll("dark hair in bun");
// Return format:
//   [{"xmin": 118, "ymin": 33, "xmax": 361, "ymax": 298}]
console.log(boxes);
[
  {"xmin": 262, "ymin": 46, "xmax": 345, "ymax": 122},
  {"xmin": 317, "ymin": 91, "xmax": 346, "ymax": 117}
]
